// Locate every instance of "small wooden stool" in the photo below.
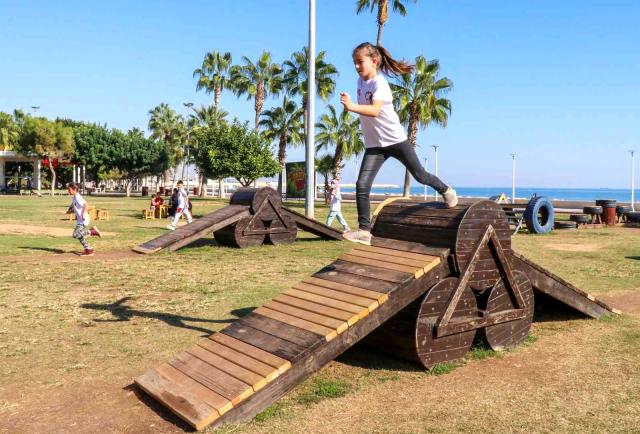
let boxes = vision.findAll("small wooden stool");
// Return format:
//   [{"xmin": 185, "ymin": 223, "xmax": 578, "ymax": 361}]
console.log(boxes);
[
  {"xmin": 97, "ymin": 209, "xmax": 110, "ymax": 220},
  {"xmin": 142, "ymin": 209, "xmax": 155, "ymax": 219}
]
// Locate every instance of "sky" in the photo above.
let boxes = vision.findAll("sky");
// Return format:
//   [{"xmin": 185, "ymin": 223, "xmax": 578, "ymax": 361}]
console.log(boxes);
[{"xmin": 1, "ymin": 0, "xmax": 639, "ymax": 188}]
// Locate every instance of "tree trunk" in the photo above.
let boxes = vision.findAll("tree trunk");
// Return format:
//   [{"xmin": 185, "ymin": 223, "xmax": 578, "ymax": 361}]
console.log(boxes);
[
  {"xmin": 125, "ymin": 179, "xmax": 132, "ymax": 197},
  {"xmin": 48, "ymin": 161, "xmax": 56, "ymax": 196},
  {"xmin": 199, "ymin": 174, "xmax": 206, "ymax": 197},
  {"xmin": 277, "ymin": 134, "xmax": 287, "ymax": 194},
  {"xmin": 376, "ymin": 0, "xmax": 388, "ymax": 45},
  {"xmin": 254, "ymin": 82, "xmax": 265, "ymax": 131},
  {"xmin": 332, "ymin": 143, "xmax": 344, "ymax": 181},
  {"xmin": 163, "ymin": 170, "xmax": 170, "ymax": 189},
  {"xmin": 214, "ymin": 85, "xmax": 221, "ymax": 111},
  {"xmin": 172, "ymin": 164, "xmax": 180, "ymax": 188}
]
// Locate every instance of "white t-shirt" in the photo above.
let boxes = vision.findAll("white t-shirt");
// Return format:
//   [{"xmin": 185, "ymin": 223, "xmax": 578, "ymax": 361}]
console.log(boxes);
[
  {"xmin": 71, "ymin": 193, "xmax": 89, "ymax": 225},
  {"xmin": 357, "ymin": 74, "xmax": 407, "ymax": 148},
  {"xmin": 177, "ymin": 188, "xmax": 188, "ymax": 210},
  {"xmin": 329, "ymin": 191, "xmax": 342, "ymax": 212}
]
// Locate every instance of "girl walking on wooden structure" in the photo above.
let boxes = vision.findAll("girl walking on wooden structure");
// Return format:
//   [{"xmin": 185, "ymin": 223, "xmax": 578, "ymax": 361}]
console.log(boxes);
[
  {"xmin": 340, "ymin": 42, "xmax": 457, "ymax": 245},
  {"xmin": 325, "ymin": 179, "xmax": 350, "ymax": 232},
  {"xmin": 66, "ymin": 182, "xmax": 101, "ymax": 256}
]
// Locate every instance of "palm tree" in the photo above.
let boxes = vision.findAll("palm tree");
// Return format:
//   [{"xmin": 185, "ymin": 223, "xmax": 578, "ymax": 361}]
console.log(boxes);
[
  {"xmin": 391, "ymin": 55, "xmax": 452, "ymax": 196},
  {"xmin": 259, "ymin": 96, "xmax": 304, "ymax": 194},
  {"xmin": 193, "ymin": 51, "xmax": 233, "ymax": 111},
  {"xmin": 315, "ymin": 104, "xmax": 364, "ymax": 180},
  {"xmin": 230, "ymin": 51, "xmax": 283, "ymax": 130},
  {"xmin": 191, "ymin": 105, "xmax": 229, "ymax": 127},
  {"xmin": 283, "ymin": 47, "xmax": 338, "ymax": 137},
  {"xmin": 316, "ymin": 154, "xmax": 335, "ymax": 204},
  {"xmin": 148, "ymin": 103, "xmax": 186, "ymax": 188},
  {"xmin": 356, "ymin": 0, "xmax": 417, "ymax": 45}
]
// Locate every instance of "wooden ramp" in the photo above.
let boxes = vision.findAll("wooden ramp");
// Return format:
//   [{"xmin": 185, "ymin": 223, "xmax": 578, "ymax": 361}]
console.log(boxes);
[
  {"xmin": 135, "ymin": 241, "xmax": 449, "ymax": 430},
  {"xmin": 511, "ymin": 251, "xmax": 620, "ymax": 317},
  {"xmin": 132, "ymin": 205, "xmax": 250, "ymax": 254},
  {"xmin": 281, "ymin": 207, "xmax": 345, "ymax": 240}
]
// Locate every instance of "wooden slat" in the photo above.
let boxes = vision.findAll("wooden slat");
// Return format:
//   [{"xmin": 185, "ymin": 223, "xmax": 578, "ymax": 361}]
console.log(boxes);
[
  {"xmin": 423, "ymin": 257, "xmax": 441, "ymax": 273},
  {"xmin": 198, "ymin": 339, "xmax": 279, "ymax": 382},
  {"xmin": 255, "ymin": 306, "xmax": 339, "ymax": 340},
  {"xmin": 136, "ymin": 366, "xmax": 228, "ymax": 431},
  {"xmin": 302, "ymin": 276, "xmax": 389, "ymax": 303},
  {"xmin": 168, "ymin": 352, "xmax": 254, "ymax": 405},
  {"xmin": 346, "ymin": 248, "xmax": 428, "ymax": 269},
  {"xmin": 218, "ymin": 326, "xmax": 304, "ymax": 364},
  {"xmin": 315, "ymin": 262, "xmax": 407, "ymax": 289},
  {"xmin": 281, "ymin": 207, "xmax": 344, "ymax": 240},
  {"xmin": 274, "ymin": 294, "xmax": 361, "ymax": 326},
  {"xmin": 238, "ymin": 313, "xmax": 323, "ymax": 348},
  {"xmin": 370, "ymin": 236, "xmax": 450, "ymax": 258},
  {"xmin": 292, "ymin": 282, "xmax": 379, "ymax": 311},
  {"xmin": 340, "ymin": 253, "xmax": 423, "ymax": 277},
  {"xmin": 353, "ymin": 244, "xmax": 440, "ymax": 263},
  {"xmin": 263, "ymin": 301, "xmax": 348, "ymax": 333},
  {"xmin": 212, "ymin": 332, "xmax": 293, "ymax": 373},
  {"xmin": 186, "ymin": 345, "xmax": 267, "ymax": 392},
  {"xmin": 283, "ymin": 288, "xmax": 368, "ymax": 317}
]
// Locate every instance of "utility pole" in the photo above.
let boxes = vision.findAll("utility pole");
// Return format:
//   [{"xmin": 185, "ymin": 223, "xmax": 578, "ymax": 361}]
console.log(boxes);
[
  {"xmin": 630, "ymin": 150, "xmax": 636, "ymax": 211},
  {"xmin": 510, "ymin": 153, "xmax": 516, "ymax": 204},
  {"xmin": 183, "ymin": 102, "xmax": 194, "ymax": 193},
  {"xmin": 305, "ymin": 0, "xmax": 316, "ymax": 218}
]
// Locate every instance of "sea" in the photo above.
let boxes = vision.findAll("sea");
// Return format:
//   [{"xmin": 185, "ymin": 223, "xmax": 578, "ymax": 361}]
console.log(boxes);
[{"xmin": 340, "ymin": 186, "xmax": 636, "ymax": 203}]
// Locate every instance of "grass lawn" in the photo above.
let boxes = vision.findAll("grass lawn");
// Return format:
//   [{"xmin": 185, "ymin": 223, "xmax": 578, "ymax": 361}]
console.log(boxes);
[{"xmin": 0, "ymin": 194, "xmax": 639, "ymax": 433}]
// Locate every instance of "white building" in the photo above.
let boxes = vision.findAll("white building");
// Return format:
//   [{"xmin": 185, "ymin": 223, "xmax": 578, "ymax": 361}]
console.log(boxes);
[{"xmin": 0, "ymin": 151, "xmax": 41, "ymax": 191}]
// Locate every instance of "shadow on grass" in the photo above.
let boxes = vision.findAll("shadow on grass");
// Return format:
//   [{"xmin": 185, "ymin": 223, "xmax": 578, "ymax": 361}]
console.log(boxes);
[
  {"xmin": 336, "ymin": 344, "xmax": 423, "ymax": 372},
  {"xmin": 533, "ymin": 291, "xmax": 592, "ymax": 322},
  {"xmin": 625, "ymin": 256, "xmax": 640, "ymax": 261},
  {"xmin": 81, "ymin": 296, "xmax": 237, "ymax": 335},
  {"xmin": 19, "ymin": 246, "xmax": 68, "ymax": 254}
]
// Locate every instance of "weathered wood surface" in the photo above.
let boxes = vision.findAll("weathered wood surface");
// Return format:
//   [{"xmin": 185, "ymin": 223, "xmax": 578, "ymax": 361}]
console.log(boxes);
[
  {"xmin": 214, "ymin": 216, "xmax": 266, "ymax": 248},
  {"xmin": 132, "ymin": 205, "xmax": 251, "ymax": 254},
  {"xmin": 510, "ymin": 251, "xmax": 616, "ymax": 318},
  {"xmin": 281, "ymin": 207, "xmax": 344, "ymax": 240},
  {"xmin": 229, "ymin": 187, "xmax": 282, "ymax": 221}
]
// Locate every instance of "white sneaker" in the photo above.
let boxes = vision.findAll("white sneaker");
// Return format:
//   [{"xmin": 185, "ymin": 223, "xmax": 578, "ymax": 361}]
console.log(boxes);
[
  {"xmin": 343, "ymin": 229, "xmax": 372, "ymax": 245},
  {"xmin": 166, "ymin": 225, "xmax": 176, "ymax": 231},
  {"xmin": 442, "ymin": 187, "xmax": 458, "ymax": 208}
]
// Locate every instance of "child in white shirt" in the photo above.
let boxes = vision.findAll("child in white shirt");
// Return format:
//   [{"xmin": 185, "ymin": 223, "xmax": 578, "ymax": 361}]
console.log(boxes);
[
  {"xmin": 325, "ymin": 179, "xmax": 350, "ymax": 231},
  {"xmin": 66, "ymin": 182, "xmax": 101, "ymax": 256},
  {"xmin": 167, "ymin": 180, "xmax": 193, "ymax": 230}
]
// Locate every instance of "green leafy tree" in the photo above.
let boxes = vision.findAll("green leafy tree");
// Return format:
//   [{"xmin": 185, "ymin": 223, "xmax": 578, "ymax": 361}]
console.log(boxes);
[
  {"xmin": 315, "ymin": 153, "xmax": 335, "ymax": 204},
  {"xmin": 315, "ymin": 104, "xmax": 364, "ymax": 180},
  {"xmin": 356, "ymin": 0, "xmax": 417, "ymax": 45},
  {"xmin": 231, "ymin": 51, "xmax": 283, "ymax": 130},
  {"xmin": 193, "ymin": 51, "xmax": 234, "ymax": 111},
  {"xmin": 391, "ymin": 55, "xmax": 452, "ymax": 195},
  {"xmin": 17, "ymin": 117, "xmax": 74, "ymax": 196},
  {"xmin": 283, "ymin": 48, "xmax": 338, "ymax": 137},
  {"xmin": 148, "ymin": 103, "xmax": 185, "ymax": 187},
  {"xmin": 0, "ymin": 112, "xmax": 21, "ymax": 151},
  {"xmin": 259, "ymin": 96, "xmax": 304, "ymax": 194},
  {"xmin": 194, "ymin": 120, "xmax": 279, "ymax": 187},
  {"xmin": 70, "ymin": 122, "xmax": 115, "ymax": 181}
]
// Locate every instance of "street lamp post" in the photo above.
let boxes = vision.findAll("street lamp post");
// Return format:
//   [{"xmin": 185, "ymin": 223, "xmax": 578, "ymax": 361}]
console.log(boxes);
[
  {"xmin": 510, "ymin": 153, "xmax": 516, "ymax": 204},
  {"xmin": 183, "ymin": 102, "xmax": 194, "ymax": 193},
  {"xmin": 31, "ymin": 106, "xmax": 40, "ymax": 116},
  {"xmin": 630, "ymin": 150, "xmax": 636, "ymax": 211},
  {"xmin": 431, "ymin": 145, "xmax": 439, "ymax": 200}
]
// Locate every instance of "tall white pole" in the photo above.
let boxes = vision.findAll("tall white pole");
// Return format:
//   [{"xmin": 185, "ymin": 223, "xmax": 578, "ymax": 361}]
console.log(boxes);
[
  {"xmin": 305, "ymin": 0, "xmax": 316, "ymax": 218},
  {"xmin": 510, "ymin": 153, "xmax": 516, "ymax": 204},
  {"xmin": 423, "ymin": 157, "xmax": 428, "ymax": 200},
  {"xmin": 630, "ymin": 150, "xmax": 635, "ymax": 211},
  {"xmin": 432, "ymin": 145, "xmax": 439, "ymax": 200}
]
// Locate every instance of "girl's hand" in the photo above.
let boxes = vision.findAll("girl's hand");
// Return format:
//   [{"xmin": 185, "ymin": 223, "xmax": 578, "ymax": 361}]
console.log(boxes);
[{"xmin": 340, "ymin": 92, "xmax": 353, "ymax": 111}]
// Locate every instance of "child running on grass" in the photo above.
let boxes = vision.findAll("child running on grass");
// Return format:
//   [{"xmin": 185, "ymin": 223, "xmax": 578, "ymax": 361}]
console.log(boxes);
[
  {"xmin": 167, "ymin": 180, "xmax": 193, "ymax": 230},
  {"xmin": 325, "ymin": 178, "xmax": 350, "ymax": 232},
  {"xmin": 66, "ymin": 182, "xmax": 101, "ymax": 256},
  {"xmin": 340, "ymin": 42, "xmax": 458, "ymax": 245}
]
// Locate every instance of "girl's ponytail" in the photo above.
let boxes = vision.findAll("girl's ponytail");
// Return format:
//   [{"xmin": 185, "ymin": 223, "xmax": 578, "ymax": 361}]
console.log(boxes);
[{"xmin": 353, "ymin": 42, "xmax": 414, "ymax": 76}]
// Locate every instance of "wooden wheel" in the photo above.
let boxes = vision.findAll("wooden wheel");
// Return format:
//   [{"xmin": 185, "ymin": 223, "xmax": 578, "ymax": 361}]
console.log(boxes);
[
  {"xmin": 214, "ymin": 217, "xmax": 266, "ymax": 248},
  {"xmin": 416, "ymin": 277, "xmax": 477, "ymax": 369},
  {"xmin": 483, "ymin": 270, "xmax": 534, "ymax": 351},
  {"xmin": 265, "ymin": 215, "xmax": 297, "ymax": 245}
]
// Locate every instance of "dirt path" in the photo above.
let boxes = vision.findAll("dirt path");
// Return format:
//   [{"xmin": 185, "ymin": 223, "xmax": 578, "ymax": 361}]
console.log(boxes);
[
  {"xmin": 0, "ymin": 223, "xmax": 116, "ymax": 237},
  {"xmin": 1, "ymin": 292, "xmax": 638, "ymax": 434},
  {"xmin": 0, "ymin": 250, "xmax": 142, "ymax": 264}
]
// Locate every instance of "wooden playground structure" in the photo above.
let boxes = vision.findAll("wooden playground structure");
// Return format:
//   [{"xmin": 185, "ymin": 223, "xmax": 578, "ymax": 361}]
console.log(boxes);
[{"xmin": 134, "ymin": 192, "xmax": 617, "ymax": 430}]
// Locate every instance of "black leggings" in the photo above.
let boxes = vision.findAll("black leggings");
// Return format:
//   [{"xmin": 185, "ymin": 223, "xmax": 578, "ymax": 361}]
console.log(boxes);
[{"xmin": 356, "ymin": 140, "xmax": 448, "ymax": 230}]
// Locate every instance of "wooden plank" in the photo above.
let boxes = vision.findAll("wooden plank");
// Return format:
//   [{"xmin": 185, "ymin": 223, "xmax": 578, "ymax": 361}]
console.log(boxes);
[
  {"xmin": 316, "ymin": 260, "xmax": 410, "ymax": 286},
  {"xmin": 281, "ymin": 207, "xmax": 344, "ymax": 240},
  {"xmin": 136, "ymin": 366, "xmax": 227, "ymax": 430},
  {"xmin": 262, "ymin": 301, "xmax": 348, "ymax": 333},
  {"xmin": 168, "ymin": 352, "xmax": 254, "ymax": 405},
  {"xmin": 283, "ymin": 288, "xmax": 368, "ymax": 317},
  {"xmin": 342, "ymin": 248, "xmax": 428, "ymax": 269},
  {"xmin": 238, "ymin": 313, "xmax": 323, "ymax": 348},
  {"xmin": 291, "ymin": 282, "xmax": 379, "ymax": 311},
  {"xmin": 198, "ymin": 339, "xmax": 279, "ymax": 382},
  {"xmin": 353, "ymin": 244, "xmax": 441, "ymax": 263},
  {"xmin": 256, "ymin": 305, "xmax": 340, "ymax": 339},
  {"xmin": 274, "ymin": 294, "xmax": 361, "ymax": 326},
  {"xmin": 211, "ymin": 333, "xmax": 293, "ymax": 373},
  {"xmin": 370, "ymin": 236, "xmax": 451, "ymax": 257},
  {"xmin": 340, "ymin": 253, "xmax": 423, "ymax": 277},
  {"xmin": 186, "ymin": 345, "xmax": 267, "ymax": 392},
  {"xmin": 219, "ymin": 325, "xmax": 305, "ymax": 363},
  {"xmin": 302, "ymin": 277, "xmax": 389, "ymax": 303}
]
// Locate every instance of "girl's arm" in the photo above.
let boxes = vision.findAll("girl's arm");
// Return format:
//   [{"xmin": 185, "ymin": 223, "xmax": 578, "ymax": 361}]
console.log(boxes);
[{"xmin": 340, "ymin": 92, "xmax": 383, "ymax": 117}]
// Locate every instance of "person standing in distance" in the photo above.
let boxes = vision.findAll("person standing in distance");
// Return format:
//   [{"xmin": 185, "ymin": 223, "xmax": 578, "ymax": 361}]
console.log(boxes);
[
  {"xmin": 167, "ymin": 180, "xmax": 193, "ymax": 230},
  {"xmin": 340, "ymin": 42, "xmax": 457, "ymax": 245}
]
